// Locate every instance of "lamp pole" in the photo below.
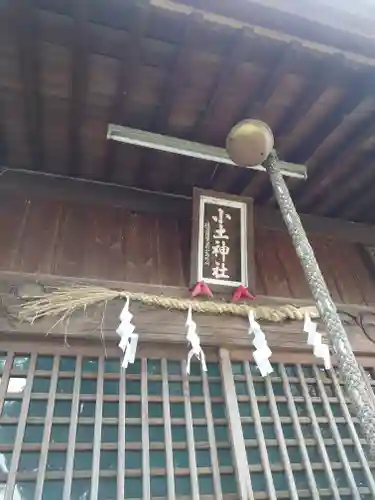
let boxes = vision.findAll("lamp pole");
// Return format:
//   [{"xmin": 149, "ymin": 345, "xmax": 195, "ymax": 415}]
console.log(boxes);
[
  {"xmin": 226, "ymin": 119, "xmax": 375, "ymax": 452},
  {"xmin": 264, "ymin": 150, "xmax": 375, "ymax": 454}
]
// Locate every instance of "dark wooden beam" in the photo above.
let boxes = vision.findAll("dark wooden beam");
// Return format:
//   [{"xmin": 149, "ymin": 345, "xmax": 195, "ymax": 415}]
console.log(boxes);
[
  {"xmin": 150, "ymin": 12, "xmax": 203, "ymax": 134},
  {"xmin": 294, "ymin": 113, "xmax": 375, "ymax": 213},
  {"xmin": 238, "ymin": 41, "xmax": 296, "ymax": 122},
  {"xmin": 339, "ymin": 169, "xmax": 375, "ymax": 222},
  {"xmin": 228, "ymin": 42, "xmax": 297, "ymax": 197},
  {"xmin": 67, "ymin": 0, "xmax": 89, "ymax": 177},
  {"xmin": 183, "ymin": 27, "xmax": 254, "ymax": 192},
  {"xmin": 134, "ymin": 12, "xmax": 203, "ymax": 188},
  {"xmin": 10, "ymin": 0, "xmax": 44, "ymax": 171},
  {"xmin": 256, "ymin": 71, "xmax": 375, "ymax": 208},
  {"xmin": 3, "ymin": 168, "xmax": 375, "ymax": 245},
  {"xmin": 287, "ymin": 72, "xmax": 375, "ymax": 165},
  {"xmin": 313, "ymin": 151, "xmax": 375, "ymax": 217},
  {"xmin": 327, "ymin": 152, "xmax": 375, "ymax": 219},
  {"xmin": 213, "ymin": 42, "xmax": 296, "ymax": 194},
  {"xmin": 234, "ymin": 55, "xmax": 349, "ymax": 206},
  {"xmin": 0, "ymin": 168, "xmax": 191, "ymax": 216},
  {"xmin": 153, "ymin": 0, "xmax": 375, "ymax": 68},
  {"xmin": 192, "ymin": 27, "xmax": 254, "ymax": 138},
  {"xmin": 169, "ymin": 0, "xmax": 375, "ymax": 61},
  {"xmin": 102, "ymin": 5, "xmax": 149, "ymax": 182},
  {"xmin": 274, "ymin": 55, "xmax": 343, "ymax": 138}
]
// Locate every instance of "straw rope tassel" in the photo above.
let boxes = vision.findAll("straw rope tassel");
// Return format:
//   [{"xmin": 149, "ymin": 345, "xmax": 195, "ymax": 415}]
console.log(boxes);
[{"xmin": 18, "ymin": 285, "xmax": 319, "ymax": 323}]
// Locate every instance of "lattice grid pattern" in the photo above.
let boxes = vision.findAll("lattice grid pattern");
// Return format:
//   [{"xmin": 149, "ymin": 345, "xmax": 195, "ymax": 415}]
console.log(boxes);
[
  {"xmin": 231, "ymin": 360, "xmax": 375, "ymax": 499},
  {"xmin": 0, "ymin": 348, "xmax": 375, "ymax": 499},
  {"xmin": 0, "ymin": 352, "xmax": 236, "ymax": 500}
]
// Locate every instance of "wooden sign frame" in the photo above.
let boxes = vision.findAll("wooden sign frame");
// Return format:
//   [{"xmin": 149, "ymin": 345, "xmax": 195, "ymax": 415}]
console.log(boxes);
[{"xmin": 190, "ymin": 188, "xmax": 255, "ymax": 292}]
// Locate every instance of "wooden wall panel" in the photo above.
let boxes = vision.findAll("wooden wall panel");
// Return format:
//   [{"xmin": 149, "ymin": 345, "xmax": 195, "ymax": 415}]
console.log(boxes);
[
  {"xmin": 0, "ymin": 194, "xmax": 29, "ymax": 270},
  {"xmin": 307, "ymin": 235, "xmax": 343, "ymax": 303},
  {"xmin": 1, "ymin": 195, "xmax": 375, "ymax": 305},
  {"xmin": 255, "ymin": 226, "xmax": 292, "ymax": 298},
  {"xmin": 271, "ymin": 230, "xmax": 311, "ymax": 299},
  {"xmin": 11, "ymin": 198, "xmax": 62, "ymax": 275}
]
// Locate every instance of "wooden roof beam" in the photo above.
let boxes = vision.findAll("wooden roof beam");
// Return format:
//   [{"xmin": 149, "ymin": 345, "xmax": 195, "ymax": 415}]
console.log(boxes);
[
  {"xmin": 135, "ymin": 12, "xmax": 204, "ymax": 189},
  {"xmin": 68, "ymin": 0, "xmax": 89, "ymax": 177},
  {"xmin": 294, "ymin": 113, "xmax": 375, "ymax": 213},
  {"xmin": 192, "ymin": 27, "xmax": 254, "ymax": 139},
  {"xmin": 184, "ymin": 27, "xmax": 254, "ymax": 191},
  {"xmin": 101, "ymin": 5, "xmax": 149, "ymax": 182},
  {"xmin": 232, "ymin": 42, "xmax": 297, "ymax": 197},
  {"xmin": 170, "ymin": 0, "xmax": 375, "ymax": 42},
  {"xmin": 323, "ymin": 151, "xmax": 375, "ymax": 218},
  {"xmin": 307, "ymin": 152, "xmax": 375, "ymax": 217},
  {"xmin": 288, "ymin": 73, "xmax": 375, "ymax": 165},
  {"xmin": 338, "ymin": 170, "xmax": 375, "ymax": 222},
  {"xmin": 252, "ymin": 54, "xmax": 346, "ymax": 206},
  {"xmin": 247, "ymin": 41, "xmax": 297, "ymax": 119},
  {"xmin": 10, "ymin": 0, "xmax": 44, "ymax": 172},
  {"xmin": 150, "ymin": 12, "xmax": 204, "ymax": 134},
  {"xmin": 150, "ymin": 0, "xmax": 375, "ymax": 69},
  {"xmin": 256, "ymin": 72, "xmax": 375, "ymax": 209},
  {"xmin": 276, "ymin": 55, "xmax": 345, "ymax": 139}
]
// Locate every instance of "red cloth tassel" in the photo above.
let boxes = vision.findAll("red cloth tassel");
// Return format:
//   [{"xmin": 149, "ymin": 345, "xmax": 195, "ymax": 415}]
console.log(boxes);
[
  {"xmin": 232, "ymin": 285, "xmax": 255, "ymax": 302},
  {"xmin": 191, "ymin": 281, "xmax": 213, "ymax": 298}
]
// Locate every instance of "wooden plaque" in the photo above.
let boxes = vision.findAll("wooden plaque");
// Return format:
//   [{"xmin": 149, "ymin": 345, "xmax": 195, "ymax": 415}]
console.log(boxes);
[{"xmin": 190, "ymin": 188, "xmax": 255, "ymax": 291}]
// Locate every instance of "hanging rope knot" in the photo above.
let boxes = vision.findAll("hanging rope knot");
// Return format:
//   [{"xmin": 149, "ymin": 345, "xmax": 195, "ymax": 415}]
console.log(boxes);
[
  {"xmin": 190, "ymin": 281, "xmax": 213, "ymax": 298},
  {"xmin": 185, "ymin": 305, "xmax": 207, "ymax": 374},
  {"xmin": 231, "ymin": 284, "xmax": 255, "ymax": 302},
  {"xmin": 116, "ymin": 297, "xmax": 138, "ymax": 369}
]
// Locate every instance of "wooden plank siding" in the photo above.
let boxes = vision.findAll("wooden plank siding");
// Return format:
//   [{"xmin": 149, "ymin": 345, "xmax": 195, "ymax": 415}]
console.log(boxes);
[{"xmin": 1, "ymin": 193, "xmax": 375, "ymax": 306}]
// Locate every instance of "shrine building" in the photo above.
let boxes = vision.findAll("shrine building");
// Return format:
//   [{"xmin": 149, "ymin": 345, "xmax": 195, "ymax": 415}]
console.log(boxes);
[{"xmin": 1, "ymin": 0, "xmax": 375, "ymax": 499}]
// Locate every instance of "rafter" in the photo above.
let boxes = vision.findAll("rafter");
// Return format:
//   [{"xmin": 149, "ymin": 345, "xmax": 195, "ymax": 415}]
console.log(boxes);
[
  {"xmin": 102, "ymin": 5, "xmax": 149, "ymax": 182},
  {"xmin": 276, "ymin": 54, "xmax": 344, "ymax": 140},
  {"xmin": 295, "ymin": 113, "xmax": 375, "ymax": 213},
  {"xmin": 68, "ymin": 0, "xmax": 89, "ymax": 177},
  {"xmin": 192, "ymin": 27, "xmax": 254, "ymax": 139},
  {"xmin": 239, "ymin": 40, "xmax": 297, "ymax": 122},
  {"xmin": 246, "ymin": 55, "xmax": 352, "ymax": 206},
  {"xmin": 287, "ymin": 72, "xmax": 375, "ymax": 165},
  {"xmin": 150, "ymin": 12, "xmax": 203, "ymax": 134},
  {"xmin": 325, "ymin": 151, "xmax": 375, "ymax": 218},
  {"xmin": 186, "ymin": 27, "xmax": 254, "ymax": 192},
  {"xmin": 11, "ymin": 0, "xmax": 44, "ymax": 171},
  {"xmin": 253, "ymin": 71, "xmax": 375, "ymax": 208},
  {"xmin": 338, "ymin": 163, "xmax": 375, "ymax": 222},
  {"xmin": 214, "ymin": 41, "xmax": 296, "ymax": 194},
  {"xmin": 151, "ymin": 0, "xmax": 375, "ymax": 69},
  {"xmin": 135, "ymin": 12, "xmax": 203, "ymax": 188}
]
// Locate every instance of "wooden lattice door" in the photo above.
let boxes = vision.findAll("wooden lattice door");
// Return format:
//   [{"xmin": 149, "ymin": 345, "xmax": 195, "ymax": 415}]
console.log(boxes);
[{"xmin": 0, "ymin": 343, "xmax": 374, "ymax": 499}]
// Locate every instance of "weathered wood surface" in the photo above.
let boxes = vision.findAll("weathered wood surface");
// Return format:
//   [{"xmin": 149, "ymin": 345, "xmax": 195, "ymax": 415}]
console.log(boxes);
[
  {"xmin": 4, "ymin": 170, "xmax": 375, "ymax": 246},
  {"xmin": 1, "ymin": 193, "xmax": 375, "ymax": 306},
  {"xmin": 2, "ymin": 1, "xmax": 375, "ymax": 225}
]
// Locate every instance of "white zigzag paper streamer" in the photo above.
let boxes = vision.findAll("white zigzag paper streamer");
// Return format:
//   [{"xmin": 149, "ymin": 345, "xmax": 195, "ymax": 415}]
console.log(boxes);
[
  {"xmin": 116, "ymin": 297, "xmax": 139, "ymax": 369},
  {"xmin": 185, "ymin": 306, "xmax": 207, "ymax": 375},
  {"xmin": 304, "ymin": 312, "xmax": 331, "ymax": 370},
  {"xmin": 248, "ymin": 311, "xmax": 273, "ymax": 377}
]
